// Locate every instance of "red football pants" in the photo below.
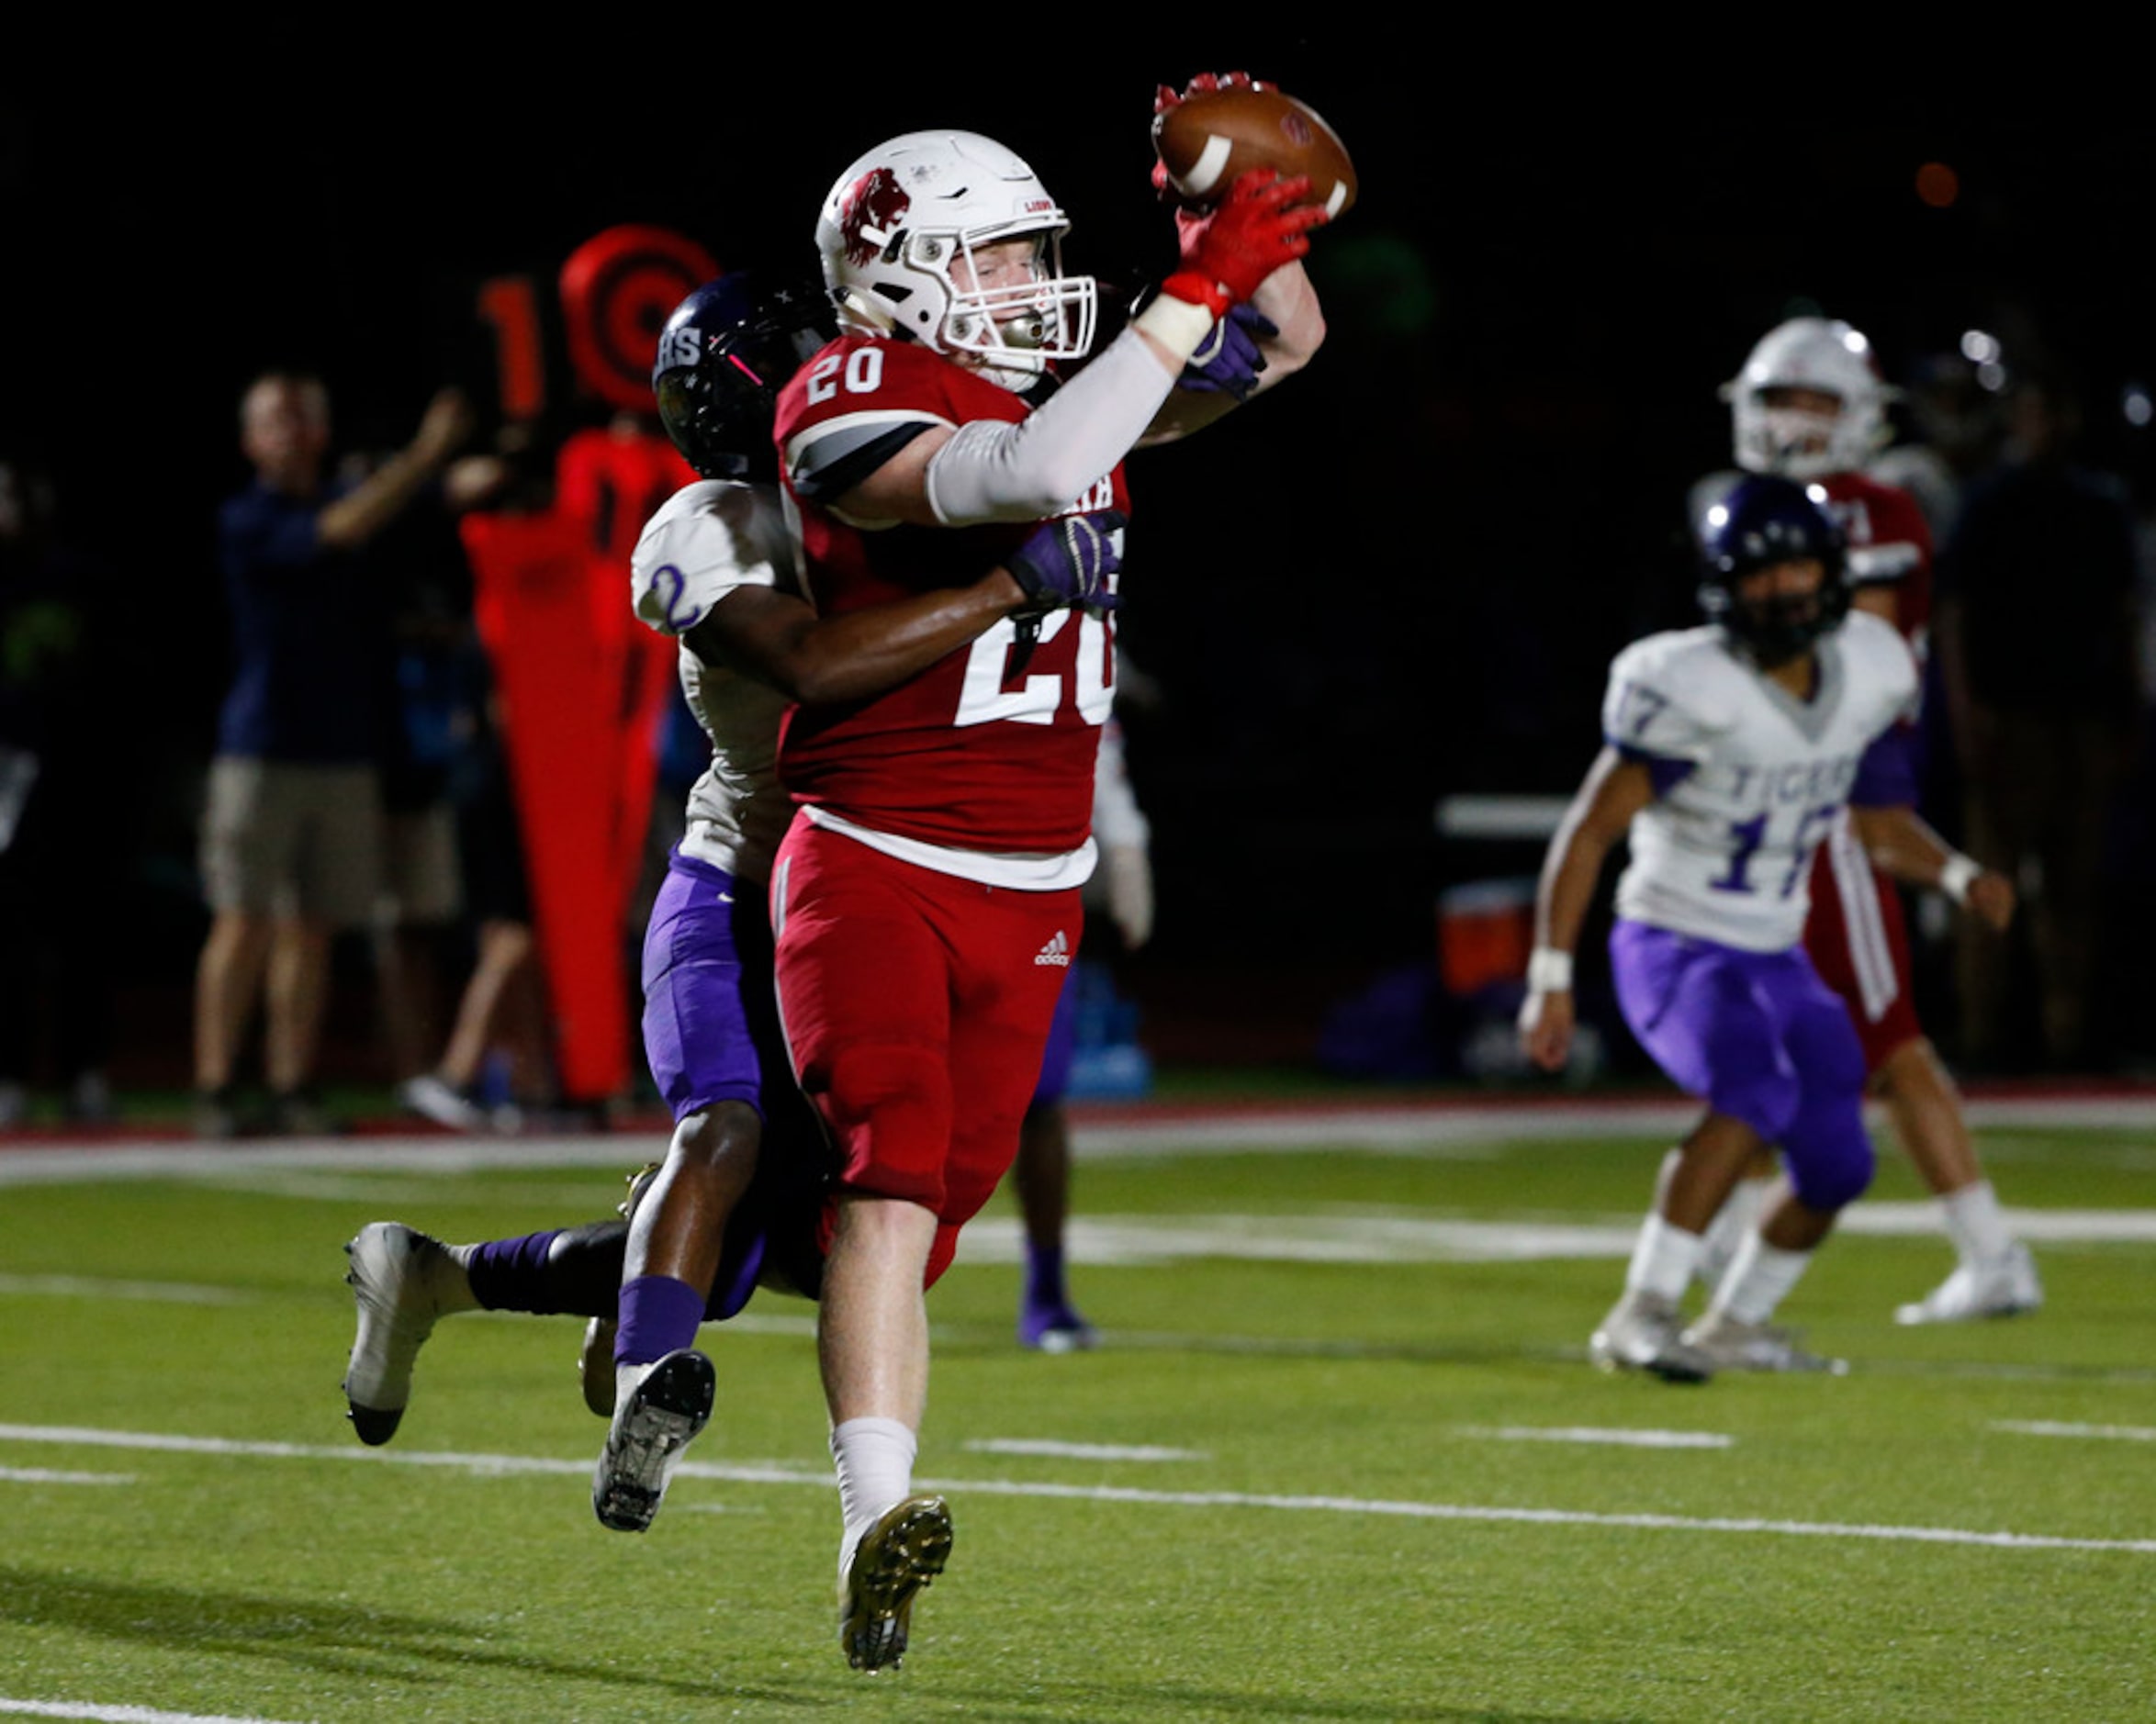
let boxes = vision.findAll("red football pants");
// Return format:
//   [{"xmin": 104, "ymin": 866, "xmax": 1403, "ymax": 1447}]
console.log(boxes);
[
  {"xmin": 771, "ymin": 816, "xmax": 1083, "ymax": 1281},
  {"xmin": 1804, "ymin": 817, "xmax": 1922, "ymax": 1073}
]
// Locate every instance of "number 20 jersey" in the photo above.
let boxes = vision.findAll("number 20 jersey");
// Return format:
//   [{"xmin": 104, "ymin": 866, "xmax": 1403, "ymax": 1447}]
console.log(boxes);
[
  {"xmin": 1602, "ymin": 610, "xmax": 1918, "ymax": 953},
  {"xmin": 773, "ymin": 335, "xmax": 1125, "ymax": 861}
]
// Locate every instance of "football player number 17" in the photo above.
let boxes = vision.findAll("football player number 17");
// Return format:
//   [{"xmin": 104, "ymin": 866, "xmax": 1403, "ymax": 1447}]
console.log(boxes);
[{"xmin": 1710, "ymin": 804, "xmax": 1840, "ymax": 898}]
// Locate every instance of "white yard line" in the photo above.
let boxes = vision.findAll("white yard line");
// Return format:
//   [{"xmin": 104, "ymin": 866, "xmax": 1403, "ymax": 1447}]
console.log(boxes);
[
  {"xmin": 1464, "ymin": 1427, "xmax": 1735, "ymax": 1450},
  {"xmin": 0, "ymin": 1702, "xmax": 309, "ymax": 1724},
  {"xmin": 964, "ymin": 1439, "xmax": 1205, "ymax": 1461},
  {"xmin": 0, "ymin": 1211, "xmax": 2146, "ymax": 1301},
  {"xmin": 0, "ymin": 1276, "xmax": 252, "ymax": 1306},
  {"xmin": 2, "ymin": 1422, "xmax": 2148, "ymax": 1557},
  {"xmin": 0, "ymin": 1468, "xmax": 135, "ymax": 1485},
  {"xmin": 1994, "ymin": 1420, "xmax": 2156, "ymax": 1442},
  {"xmin": 952, "ymin": 1204, "xmax": 2156, "ymax": 1268},
  {"xmin": 4, "ymin": 1090, "xmax": 2152, "ymax": 1187}
]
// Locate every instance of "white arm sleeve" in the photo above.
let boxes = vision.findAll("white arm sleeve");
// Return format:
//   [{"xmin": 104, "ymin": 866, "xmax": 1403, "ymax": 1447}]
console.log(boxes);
[{"xmin": 925, "ymin": 324, "xmax": 1190, "ymax": 526}]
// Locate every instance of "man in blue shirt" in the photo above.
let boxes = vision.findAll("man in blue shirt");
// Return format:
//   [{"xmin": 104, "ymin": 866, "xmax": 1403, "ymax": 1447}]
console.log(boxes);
[{"xmin": 195, "ymin": 374, "xmax": 476, "ymax": 1136}]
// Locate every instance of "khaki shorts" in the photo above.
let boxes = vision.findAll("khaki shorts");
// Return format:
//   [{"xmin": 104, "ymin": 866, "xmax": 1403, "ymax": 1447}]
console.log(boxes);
[
  {"xmin": 379, "ymin": 803, "xmax": 463, "ymax": 927},
  {"xmin": 200, "ymin": 756, "xmax": 384, "ymax": 928}
]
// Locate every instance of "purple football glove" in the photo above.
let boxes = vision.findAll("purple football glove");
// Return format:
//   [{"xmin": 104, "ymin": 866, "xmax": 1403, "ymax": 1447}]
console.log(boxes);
[
  {"xmin": 1180, "ymin": 303, "xmax": 1276, "ymax": 401},
  {"xmin": 1006, "ymin": 509, "xmax": 1124, "ymax": 615}
]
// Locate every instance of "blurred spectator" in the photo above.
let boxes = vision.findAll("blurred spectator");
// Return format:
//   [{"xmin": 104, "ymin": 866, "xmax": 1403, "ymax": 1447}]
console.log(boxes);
[
  {"xmin": 1870, "ymin": 353, "xmax": 2004, "ymax": 548},
  {"xmin": 395, "ymin": 656, "xmax": 551, "ymax": 1132},
  {"xmin": 1012, "ymin": 715, "xmax": 1154, "ymax": 1351},
  {"xmin": 1934, "ymin": 372, "xmax": 2143, "ymax": 1070},
  {"xmin": 193, "ymin": 375, "xmax": 476, "ymax": 1136},
  {"xmin": 354, "ymin": 445, "xmax": 522, "ymax": 1127},
  {"xmin": 0, "ymin": 458, "xmax": 116, "ymax": 1126}
]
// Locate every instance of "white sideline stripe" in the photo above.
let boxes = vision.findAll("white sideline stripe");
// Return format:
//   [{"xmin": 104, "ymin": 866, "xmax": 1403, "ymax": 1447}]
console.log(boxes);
[
  {"xmin": 0, "ymin": 1275, "xmax": 251, "ymax": 1306},
  {"xmin": 2, "ymin": 1423, "xmax": 2149, "ymax": 1557},
  {"xmin": 964, "ymin": 1439, "xmax": 1205, "ymax": 1462},
  {"xmin": 952, "ymin": 1204, "xmax": 2156, "ymax": 1269},
  {"xmin": 893, "ymin": 1476, "xmax": 2156, "ymax": 1555},
  {"xmin": 0, "ymin": 1701, "xmax": 308, "ymax": 1724},
  {"xmin": 0, "ymin": 1468, "xmax": 135, "ymax": 1485},
  {"xmin": 1467, "ymin": 1427, "xmax": 1735, "ymax": 1450},
  {"xmin": 1995, "ymin": 1420, "xmax": 2156, "ymax": 1443},
  {"xmin": 2, "ymin": 1093, "xmax": 2153, "ymax": 1183},
  {"xmin": 957, "ymin": 1215, "xmax": 1640, "ymax": 1266}
]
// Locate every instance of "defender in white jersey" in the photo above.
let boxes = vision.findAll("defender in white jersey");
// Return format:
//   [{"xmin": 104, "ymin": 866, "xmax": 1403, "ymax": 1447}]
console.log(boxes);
[
  {"xmin": 1708, "ymin": 316, "xmax": 2040, "ymax": 1327},
  {"xmin": 1519, "ymin": 476, "xmax": 2013, "ymax": 1381}
]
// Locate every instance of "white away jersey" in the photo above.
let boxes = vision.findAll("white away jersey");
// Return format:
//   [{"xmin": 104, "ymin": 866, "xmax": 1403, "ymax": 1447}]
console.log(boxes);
[
  {"xmin": 630, "ymin": 480, "xmax": 798, "ymax": 883},
  {"xmin": 1602, "ymin": 611, "xmax": 1918, "ymax": 952}
]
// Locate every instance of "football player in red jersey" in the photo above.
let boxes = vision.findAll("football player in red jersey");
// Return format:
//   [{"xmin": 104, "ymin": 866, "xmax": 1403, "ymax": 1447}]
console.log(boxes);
[
  {"xmin": 770, "ymin": 121, "xmax": 1324, "ymax": 1671},
  {"xmin": 341, "ymin": 276, "xmax": 1137, "ymax": 1468},
  {"xmin": 1695, "ymin": 316, "xmax": 2039, "ymax": 1327}
]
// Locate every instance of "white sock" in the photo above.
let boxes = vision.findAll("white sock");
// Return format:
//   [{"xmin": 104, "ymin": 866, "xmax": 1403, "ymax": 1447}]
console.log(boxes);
[
  {"xmin": 1712, "ymin": 1233, "xmax": 1814, "ymax": 1326},
  {"xmin": 1699, "ymin": 1176, "xmax": 1774, "ymax": 1281},
  {"xmin": 1940, "ymin": 1181, "xmax": 2012, "ymax": 1268},
  {"xmin": 833, "ymin": 1416, "xmax": 918, "ymax": 1578},
  {"xmin": 1626, "ymin": 1215, "xmax": 1703, "ymax": 1304}
]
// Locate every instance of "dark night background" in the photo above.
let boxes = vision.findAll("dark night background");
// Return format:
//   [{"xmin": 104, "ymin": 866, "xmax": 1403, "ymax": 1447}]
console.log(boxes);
[{"xmin": 6, "ymin": 46, "xmax": 2153, "ymax": 1081}]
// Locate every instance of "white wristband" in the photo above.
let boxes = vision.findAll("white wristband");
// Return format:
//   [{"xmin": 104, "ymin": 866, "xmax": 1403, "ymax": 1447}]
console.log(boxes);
[
  {"xmin": 1131, "ymin": 291, "xmax": 1218, "ymax": 366},
  {"xmin": 1938, "ymin": 853, "xmax": 1980, "ymax": 906},
  {"xmin": 1526, "ymin": 947, "xmax": 1574, "ymax": 994}
]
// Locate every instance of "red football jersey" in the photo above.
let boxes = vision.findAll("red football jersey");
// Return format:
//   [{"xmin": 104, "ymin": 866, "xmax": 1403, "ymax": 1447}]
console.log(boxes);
[
  {"xmin": 1819, "ymin": 469, "xmax": 1932, "ymax": 650},
  {"xmin": 1802, "ymin": 471, "xmax": 1935, "ymax": 1058},
  {"xmin": 773, "ymin": 336, "xmax": 1125, "ymax": 854}
]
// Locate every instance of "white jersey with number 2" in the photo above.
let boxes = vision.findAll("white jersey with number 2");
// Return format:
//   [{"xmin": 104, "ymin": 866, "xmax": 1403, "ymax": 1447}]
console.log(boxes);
[{"xmin": 630, "ymin": 478, "xmax": 799, "ymax": 885}]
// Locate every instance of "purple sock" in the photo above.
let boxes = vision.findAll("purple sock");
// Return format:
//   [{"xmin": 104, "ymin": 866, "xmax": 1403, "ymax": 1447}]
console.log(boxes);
[
  {"xmin": 1025, "ymin": 1245, "xmax": 1068, "ymax": 1312},
  {"xmin": 465, "ymin": 1231, "xmax": 567, "ymax": 1313},
  {"xmin": 616, "ymin": 1274, "xmax": 707, "ymax": 1368}
]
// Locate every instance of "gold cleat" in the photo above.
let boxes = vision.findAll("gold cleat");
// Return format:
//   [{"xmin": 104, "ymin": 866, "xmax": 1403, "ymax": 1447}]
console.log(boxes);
[{"xmin": 839, "ymin": 1495, "xmax": 953, "ymax": 1673}]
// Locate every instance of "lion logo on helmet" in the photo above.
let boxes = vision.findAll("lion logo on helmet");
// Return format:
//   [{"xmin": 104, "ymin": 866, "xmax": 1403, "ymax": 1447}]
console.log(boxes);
[{"xmin": 838, "ymin": 167, "xmax": 911, "ymax": 268}]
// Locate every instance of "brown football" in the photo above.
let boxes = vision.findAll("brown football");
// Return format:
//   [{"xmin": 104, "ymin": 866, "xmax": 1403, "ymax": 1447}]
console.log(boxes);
[{"xmin": 1151, "ymin": 85, "xmax": 1356, "ymax": 218}]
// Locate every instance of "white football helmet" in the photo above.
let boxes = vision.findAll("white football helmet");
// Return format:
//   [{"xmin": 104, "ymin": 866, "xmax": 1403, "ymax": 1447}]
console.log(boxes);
[
  {"xmin": 814, "ymin": 130, "xmax": 1097, "ymax": 392},
  {"xmin": 1722, "ymin": 317, "xmax": 1900, "ymax": 480}
]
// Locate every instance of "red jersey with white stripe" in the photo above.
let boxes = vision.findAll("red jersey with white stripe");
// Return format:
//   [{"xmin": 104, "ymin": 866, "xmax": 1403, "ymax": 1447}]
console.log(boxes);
[
  {"xmin": 773, "ymin": 335, "xmax": 1123, "ymax": 856},
  {"xmin": 1804, "ymin": 469, "xmax": 1935, "ymax": 1067},
  {"xmin": 1817, "ymin": 470, "xmax": 1932, "ymax": 650}
]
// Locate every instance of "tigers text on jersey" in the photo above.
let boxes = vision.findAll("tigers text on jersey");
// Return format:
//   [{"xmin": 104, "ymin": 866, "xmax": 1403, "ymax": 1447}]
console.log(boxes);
[
  {"xmin": 1602, "ymin": 611, "xmax": 1918, "ymax": 953},
  {"xmin": 774, "ymin": 334, "xmax": 1125, "ymax": 870},
  {"xmin": 630, "ymin": 479, "xmax": 799, "ymax": 884}
]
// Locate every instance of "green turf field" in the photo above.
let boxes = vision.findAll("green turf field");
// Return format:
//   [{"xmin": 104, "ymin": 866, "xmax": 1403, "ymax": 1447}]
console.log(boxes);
[{"xmin": 2, "ymin": 1111, "xmax": 2151, "ymax": 1722}]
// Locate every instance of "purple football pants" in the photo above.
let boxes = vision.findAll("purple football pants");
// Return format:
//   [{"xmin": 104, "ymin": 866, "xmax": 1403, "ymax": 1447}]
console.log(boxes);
[{"xmin": 1610, "ymin": 918, "xmax": 1873, "ymax": 1211}]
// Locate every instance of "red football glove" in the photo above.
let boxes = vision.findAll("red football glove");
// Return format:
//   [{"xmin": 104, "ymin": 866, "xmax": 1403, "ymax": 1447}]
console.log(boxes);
[
  {"xmin": 1161, "ymin": 168, "xmax": 1328, "ymax": 318},
  {"xmin": 1150, "ymin": 71, "xmax": 1274, "ymax": 203},
  {"xmin": 1152, "ymin": 69, "xmax": 1273, "ymax": 116}
]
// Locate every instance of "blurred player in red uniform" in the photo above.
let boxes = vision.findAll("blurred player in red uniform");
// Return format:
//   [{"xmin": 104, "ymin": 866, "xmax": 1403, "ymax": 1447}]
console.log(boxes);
[
  {"xmin": 772, "ymin": 112, "xmax": 1324, "ymax": 1670},
  {"xmin": 1696, "ymin": 316, "xmax": 2039, "ymax": 1325}
]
